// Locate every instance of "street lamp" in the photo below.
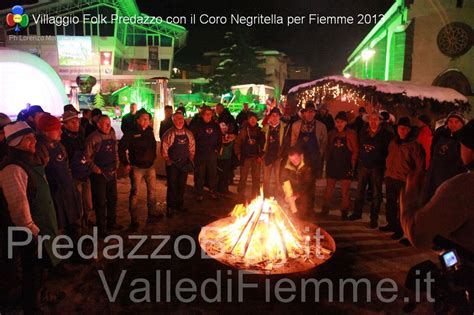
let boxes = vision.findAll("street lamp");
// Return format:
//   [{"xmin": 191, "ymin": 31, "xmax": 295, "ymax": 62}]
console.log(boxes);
[{"xmin": 361, "ymin": 48, "xmax": 375, "ymax": 79}]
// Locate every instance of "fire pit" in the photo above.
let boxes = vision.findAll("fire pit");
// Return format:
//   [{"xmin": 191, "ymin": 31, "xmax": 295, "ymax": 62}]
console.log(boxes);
[{"xmin": 199, "ymin": 194, "xmax": 336, "ymax": 274}]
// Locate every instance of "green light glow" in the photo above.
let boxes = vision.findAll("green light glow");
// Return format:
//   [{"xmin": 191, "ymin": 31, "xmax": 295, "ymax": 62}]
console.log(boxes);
[{"xmin": 343, "ymin": 0, "xmax": 408, "ymax": 81}]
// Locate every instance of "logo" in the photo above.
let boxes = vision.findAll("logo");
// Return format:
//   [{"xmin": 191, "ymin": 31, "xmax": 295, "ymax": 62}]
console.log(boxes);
[{"xmin": 6, "ymin": 5, "xmax": 29, "ymax": 32}]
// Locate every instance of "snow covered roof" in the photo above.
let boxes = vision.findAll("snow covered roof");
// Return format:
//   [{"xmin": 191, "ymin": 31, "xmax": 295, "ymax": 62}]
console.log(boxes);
[{"xmin": 289, "ymin": 75, "xmax": 468, "ymax": 104}]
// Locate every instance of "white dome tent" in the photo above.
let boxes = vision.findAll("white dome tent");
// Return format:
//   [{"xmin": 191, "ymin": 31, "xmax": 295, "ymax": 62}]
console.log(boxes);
[{"xmin": 0, "ymin": 48, "xmax": 67, "ymax": 116}]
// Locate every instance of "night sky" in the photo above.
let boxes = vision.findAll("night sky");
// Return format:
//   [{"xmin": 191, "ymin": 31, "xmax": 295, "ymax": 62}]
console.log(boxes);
[
  {"xmin": 2, "ymin": 0, "xmax": 394, "ymax": 78},
  {"xmin": 137, "ymin": 0, "xmax": 394, "ymax": 78}
]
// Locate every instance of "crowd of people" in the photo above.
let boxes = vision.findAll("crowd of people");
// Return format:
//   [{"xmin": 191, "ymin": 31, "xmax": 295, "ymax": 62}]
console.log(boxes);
[{"xmin": 0, "ymin": 100, "xmax": 473, "ymax": 313}]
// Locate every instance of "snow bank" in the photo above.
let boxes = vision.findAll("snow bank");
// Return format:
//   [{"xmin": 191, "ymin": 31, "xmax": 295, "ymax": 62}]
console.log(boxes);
[{"xmin": 289, "ymin": 75, "xmax": 468, "ymax": 103}]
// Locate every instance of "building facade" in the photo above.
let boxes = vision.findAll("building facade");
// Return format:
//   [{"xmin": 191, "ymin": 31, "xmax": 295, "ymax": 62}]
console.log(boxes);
[
  {"xmin": 343, "ymin": 0, "xmax": 473, "ymax": 106},
  {"xmin": 1, "ymin": 0, "xmax": 187, "ymax": 94}
]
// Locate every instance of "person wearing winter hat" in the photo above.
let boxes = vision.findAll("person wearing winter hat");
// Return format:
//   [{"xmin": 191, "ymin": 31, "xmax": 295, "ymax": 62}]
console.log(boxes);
[
  {"xmin": 380, "ymin": 117, "xmax": 425, "ymax": 241},
  {"xmin": 25, "ymin": 105, "xmax": 45, "ymax": 130},
  {"xmin": 401, "ymin": 119, "xmax": 474, "ymax": 253},
  {"xmin": 322, "ymin": 111, "xmax": 358, "ymax": 220},
  {"xmin": 415, "ymin": 114, "xmax": 433, "ymax": 170},
  {"xmin": 36, "ymin": 114, "xmax": 83, "ymax": 252},
  {"xmin": 61, "ymin": 110, "xmax": 92, "ymax": 230},
  {"xmin": 290, "ymin": 101, "xmax": 328, "ymax": 214},
  {"xmin": 316, "ymin": 103, "xmax": 335, "ymax": 132},
  {"xmin": 0, "ymin": 113, "xmax": 12, "ymax": 161},
  {"xmin": 235, "ymin": 111, "xmax": 265, "ymax": 201},
  {"xmin": 349, "ymin": 111, "xmax": 393, "ymax": 228},
  {"xmin": 424, "ymin": 111, "xmax": 467, "ymax": 200},
  {"xmin": 0, "ymin": 121, "xmax": 61, "ymax": 313},
  {"xmin": 262, "ymin": 107, "xmax": 287, "ymax": 197}
]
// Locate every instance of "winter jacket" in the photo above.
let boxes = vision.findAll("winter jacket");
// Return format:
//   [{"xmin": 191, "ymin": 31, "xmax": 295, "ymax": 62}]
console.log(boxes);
[
  {"xmin": 119, "ymin": 126, "xmax": 157, "ymax": 169},
  {"xmin": 161, "ymin": 127, "xmax": 195, "ymax": 162},
  {"xmin": 281, "ymin": 158, "xmax": 314, "ymax": 196},
  {"xmin": 60, "ymin": 130, "xmax": 91, "ymax": 181},
  {"xmin": 401, "ymin": 171, "xmax": 474, "ymax": 253},
  {"xmin": 61, "ymin": 129, "xmax": 85, "ymax": 156},
  {"xmin": 121, "ymin": 112, "xmax": 136, "ymax": 134},
  {"xmin": 385, "ymin": 137, "xmax": 425, "ymax": 182},
  {"xmin": 262, "ymin": 122, "xmax": 288, "ymax": 157},
  {"xmin": 358, "ymin": 126, "xmax": 393, "ymax": 169},
  {"xmin": 326, "ymin": 128, "xmax": 359, "ymax": 168},
  {"xmin": 290, "ymin": 119, "xmax": 328, "ymax": 156},
  {"xmin": 0, "ymin": 149, "xmax": 60, "ymax": 266},
  {"xmin": 190, "ymin": 120, "xmax": 222, "ymax": 156},
  {"xmin": 217, "ymin": 108, "xmax": 238, "ymax": 134},
  {"xmin": 234, "ymin": 125, "xmax": 265, "ymax": 160},
  {"xmin": 316, "ymin": 113, "xmax": 335, "ymax": 132},
  {"xmin": 84, "ymin": 128, "xmax": 119, "ymax": 174},
  {"xmin": 236, "ymin": 110, "xmax": 250, "ymax": 128}
]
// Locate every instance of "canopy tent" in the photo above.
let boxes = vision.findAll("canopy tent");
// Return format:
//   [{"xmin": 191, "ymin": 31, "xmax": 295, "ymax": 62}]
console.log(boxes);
[
  {"xmin": 288, "ymin": 75, "xmax": 470, "ymax": 119},
  {"xmin": 0, "ymin": 48, "xmax": 68, "ymax": 116}
]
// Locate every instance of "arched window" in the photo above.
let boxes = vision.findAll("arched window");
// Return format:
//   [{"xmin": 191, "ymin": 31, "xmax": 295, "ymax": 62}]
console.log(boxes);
[{"xmin": 432, "ymin": 69, "xmax": 472, "ymax": 96}]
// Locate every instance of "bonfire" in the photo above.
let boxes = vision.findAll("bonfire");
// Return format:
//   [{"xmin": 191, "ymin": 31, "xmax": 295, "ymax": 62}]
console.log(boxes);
[{"xmin": 199, "ymin": 193, "xmax": 336, "ymax": 274}]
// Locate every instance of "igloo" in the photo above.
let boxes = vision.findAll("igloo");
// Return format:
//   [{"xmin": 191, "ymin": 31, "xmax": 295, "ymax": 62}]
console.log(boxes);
[{"xmin": 0, "ymin": 47, "xmax": 67, "ymax": 116}]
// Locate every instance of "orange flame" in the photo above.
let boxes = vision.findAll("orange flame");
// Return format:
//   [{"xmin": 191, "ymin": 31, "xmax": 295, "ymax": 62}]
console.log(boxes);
[{"xmin": 212, "ymin": 192, "xmax": 305, "ymax": 264}]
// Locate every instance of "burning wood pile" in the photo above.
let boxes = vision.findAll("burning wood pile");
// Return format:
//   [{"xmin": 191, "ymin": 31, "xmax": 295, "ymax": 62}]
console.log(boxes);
[{"xmin": 199, "ymin": 194, "xmax": 336, "ymax": 274}]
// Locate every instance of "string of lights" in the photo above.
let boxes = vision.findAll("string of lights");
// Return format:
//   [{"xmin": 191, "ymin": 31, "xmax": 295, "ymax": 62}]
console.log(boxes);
[{"xmin": 292, "ymin": 79, "xmax": 470, "ymax": 117}]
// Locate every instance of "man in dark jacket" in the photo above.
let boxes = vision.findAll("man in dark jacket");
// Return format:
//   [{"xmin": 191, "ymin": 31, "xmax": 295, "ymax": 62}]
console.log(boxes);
[
  {"xmin": 349, "ymin": 111, "xmax": 393, "ymax": 228},
  {"xmin": 401, "ymin": 119, "xmax": 474, "ymax": 254},
  {"xmin": 61, "ymin": 111, "xmax": 92, "ymax": 229},
  {"xmin": 381, "ymin": 117, "xmax": 425, "ymax": 240},
  {"xmin": 351, "ymin": 107, "xmax": 366, "ymax": 133},
  {"xmin": 236, "ymin": 102, "xmax": 250, "ymax": 128},
  {"xmin": 322, "ymin": 111, "xmax": 358, "ymax": 220},
  {"xmin": 121, "ymin": 102, "xmax": 138, "ymax": 134},
  {"xmin": 85, "ymin": 108, "xmax": 102, "ymax": 138},
  {"xmin": 316, "ymin": 103, "xmax": 335, "ymax": 132},
  {"xmin": 85, "ymin": 115, "xmax": 122, "ymax": 237},
  {"xmin": 159, "ymin": 105, "xmax": 174, "ymax": 140},
  {"xmin": 235, "ymin": 112, "xmax": 265, "ymax": 201},
  {"xmin": 80, "ymin": 109, "xmax": 92, "ymax": 130},
  {"xmin": 191, "ymin": 106, "xmax": 222, "ymax": 200},
  {"xmin": 424, "ymin": 111, "xmax": 467, "ymax": 201},
  {"xmin": 281, "ymin": 146, "xmax": 314, "ymax": 217},
  {"xmin": 119, "ymin": 109, "xmax": 159, "ymax": 231},
  {"xmin": 215, "ymin": 103, "xmax": 238, "ymax": 134}
]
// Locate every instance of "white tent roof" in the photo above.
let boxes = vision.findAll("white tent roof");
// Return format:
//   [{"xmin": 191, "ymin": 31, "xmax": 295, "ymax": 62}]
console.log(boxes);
[
  {"xmin": 289, "ymin": 75, "xmax": 468, "ymax": 104},
  {"xmin": 0, "ymin": 48, "xmax": 68, "ymax": 116}
]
